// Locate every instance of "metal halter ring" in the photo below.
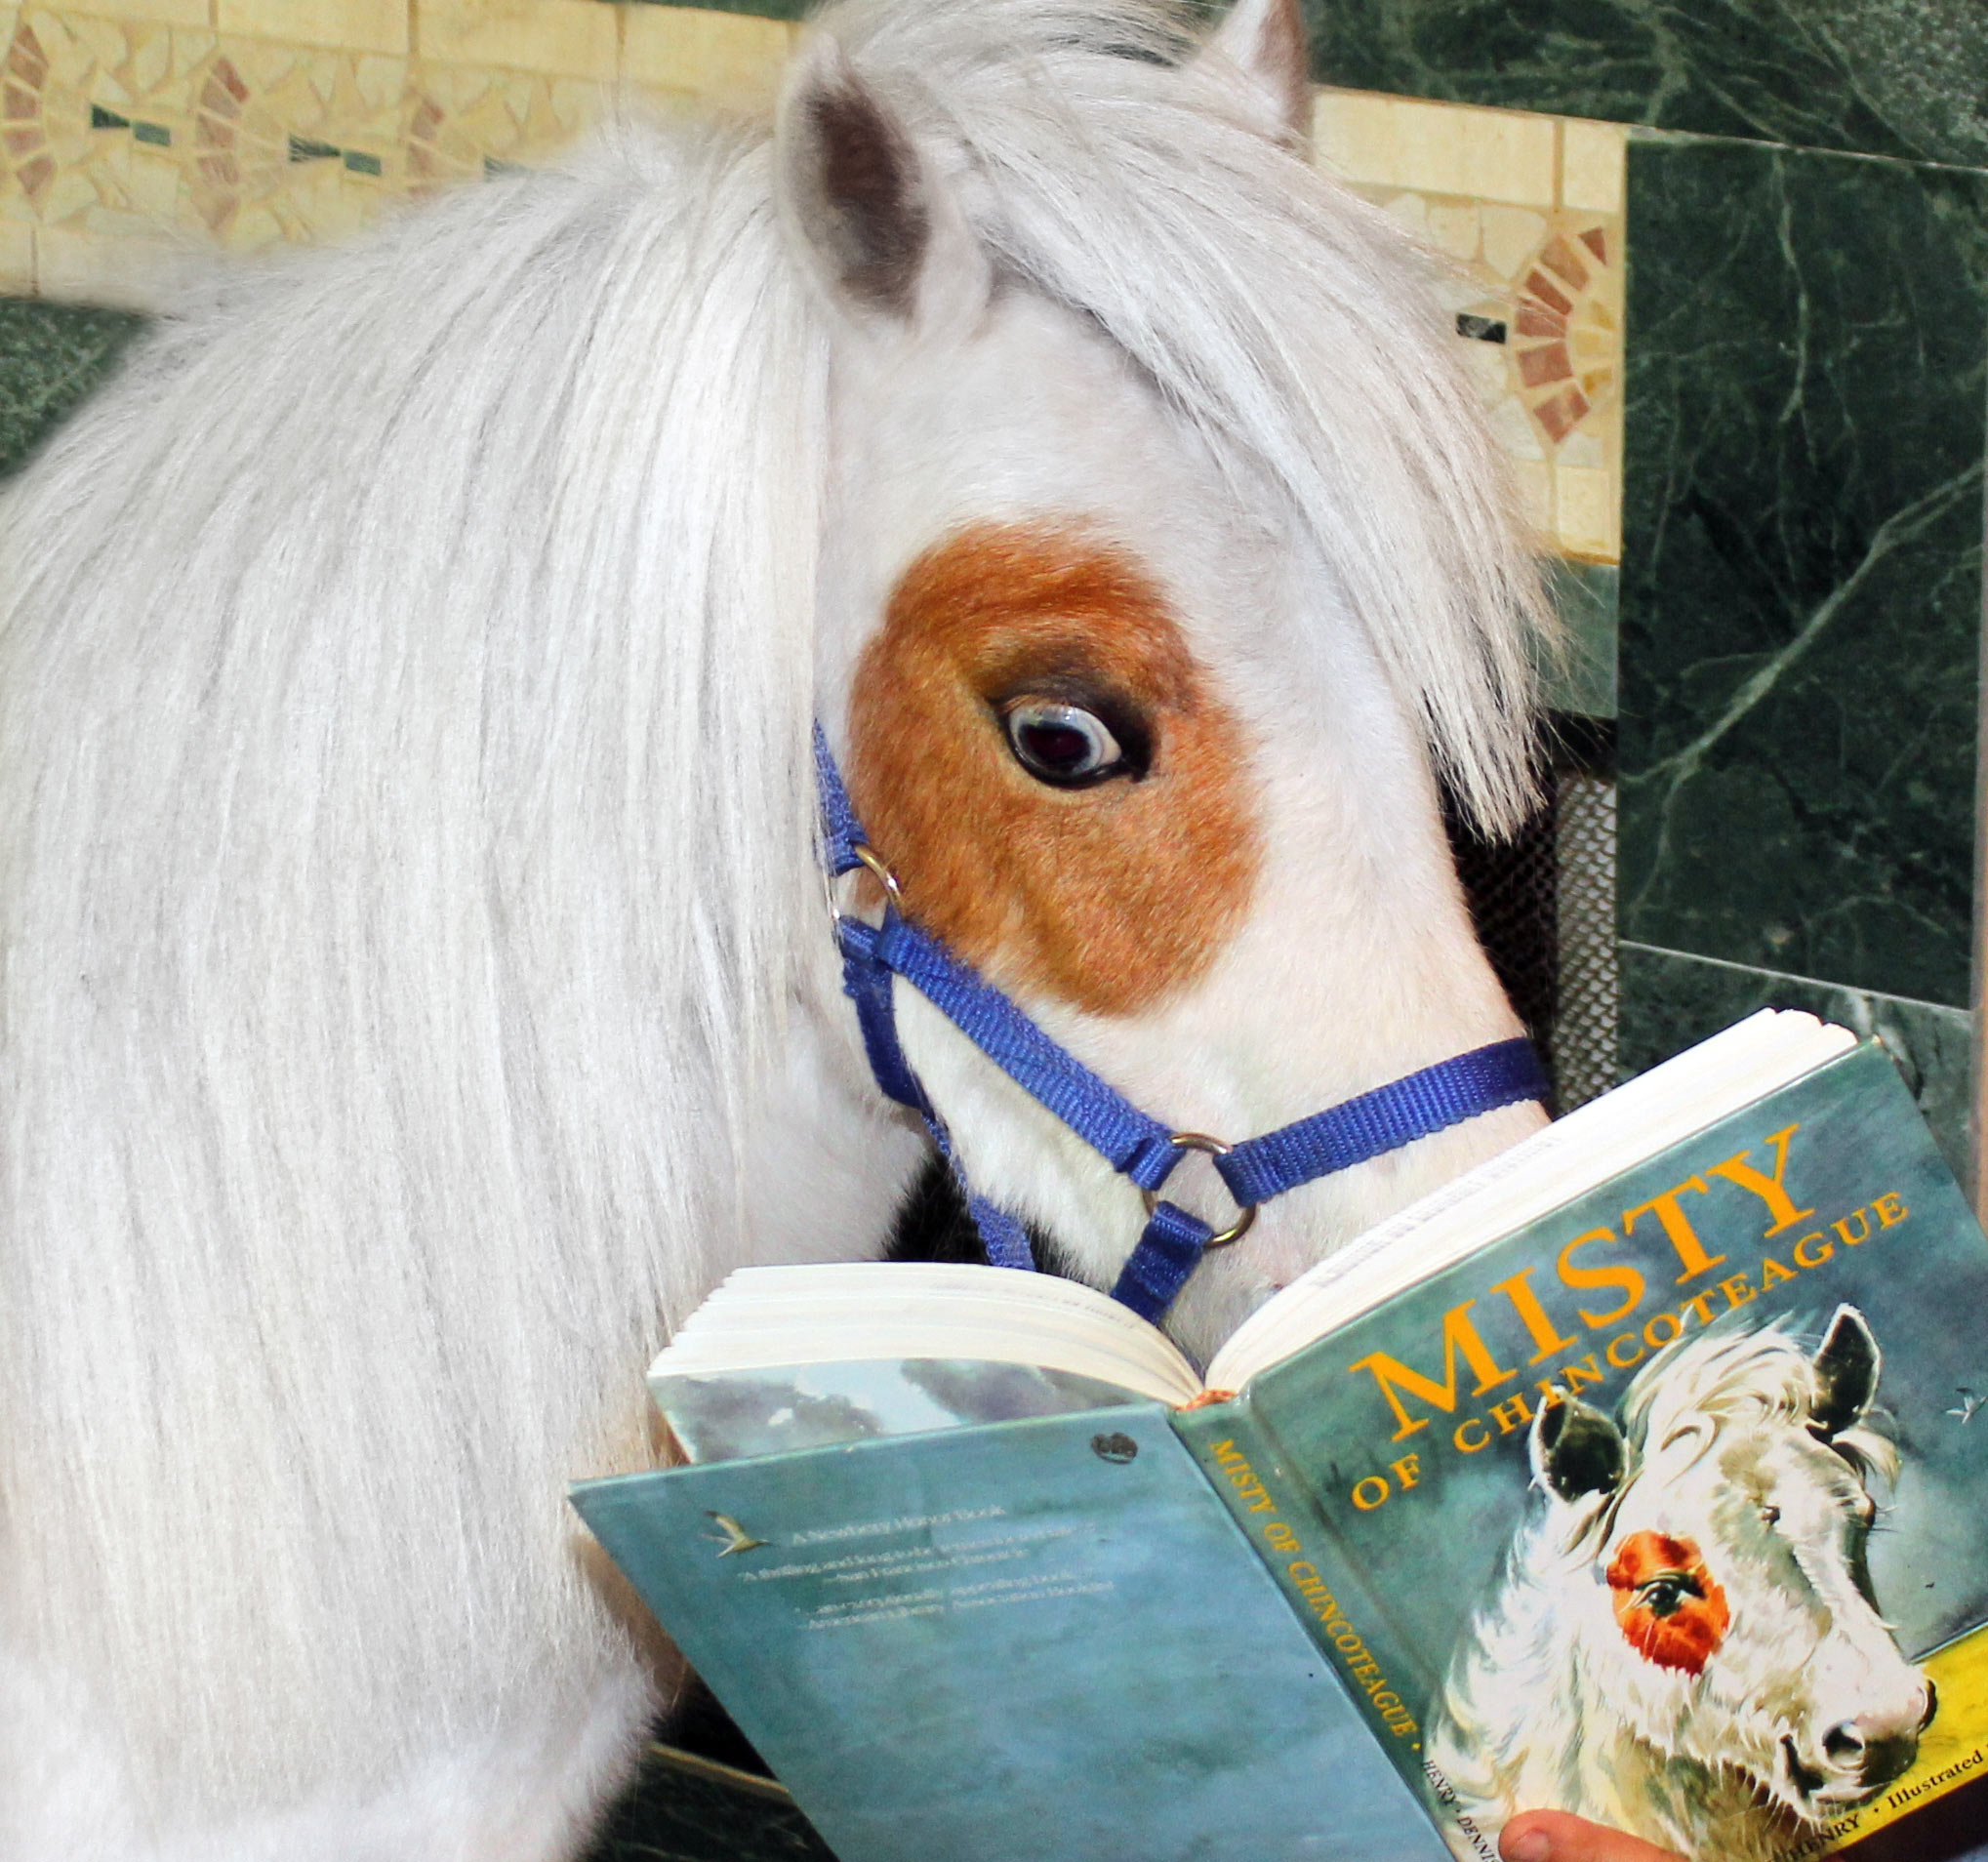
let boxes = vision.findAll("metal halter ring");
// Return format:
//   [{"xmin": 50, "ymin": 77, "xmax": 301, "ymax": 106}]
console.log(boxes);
[
  {"xmin": 827, "ymin": 843, "xmax": 903, "ymax": 923},
  {"xmin": 1142, "ymin": 1131, "xmax": 1259, "ymax": 1248}
]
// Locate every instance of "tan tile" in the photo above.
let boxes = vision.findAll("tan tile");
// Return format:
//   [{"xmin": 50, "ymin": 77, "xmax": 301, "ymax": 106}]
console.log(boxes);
[
  {"xmin": 1315, "ymin": 88, "xmax": 1555, "ymax": 207},
  {"xmin": 622, "ymin": 5, "xmax": 791, "ymax": 108},
  {"xmin": 126, "ymin": 26, "xmax": 173, "ymax": 94},
  {"xmin": 126, "ymin": 143, "xmax": 181, "ymax": 216},
  {"xmin": 33, "ymin": 219, "xmax": 182, "ymax": 305},
  {"xmin": 1381, "ymin": 188, "xmax": 1427, "ymax": 233},
  {"xmin": 354, "ymin": 50, "xmax": 401, "ymax": 108},
  {"xmin": 417, "ymin": 0, "xmax": 615, "ymax": 79},
  {"xmin": 67, "ymin": 15, "xmax": 129, "ymax": 67},
  {"xmin": 1560, "ymin": 116, "xmax": 1624, "ymax": 215},
  {"xmin": 0, "ymin": 215, "xmax": 31, "ymax": 291},
  {"xmin": 1555, "ymin": 461, "xmax": 1617, "ymax": 561},
  {"xmin": 39, "ymin": 161, "xmax": 96, "ymax": 223},
  {"xmin": 1480, "ymin": 203, "xmax": 1545, "ymax": 281},
  {"xmin": 1559, "ymin": 429, "xmax": 1605, "ymax": 468},
  {"xmin": 1426, "ymin": 199, "xmax": 1479, "ymax": 262},
  {"xmin": 1485, "ymin": 389, "xmax": 1545, "ymax": 464},
  {"xmin": 1510, "ymin": 456, "xmax": 1554, "ymax": 540},
  {"xmin": 216, "ymin": 0, "xmax": 408, "ymax": 57},
  {"xmin": 27, "ymin": 12, "xmax": 98, "ymax": 89},
  {"xmin": 56, "ymin": 0, "xmax": 206, "ymax": 22}
]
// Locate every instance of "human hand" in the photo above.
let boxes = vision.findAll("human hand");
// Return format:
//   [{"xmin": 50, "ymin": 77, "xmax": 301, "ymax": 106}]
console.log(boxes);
[{"xmin": 1499, "ymin": 1809, "xmax": 1686, "ymax": 1862}]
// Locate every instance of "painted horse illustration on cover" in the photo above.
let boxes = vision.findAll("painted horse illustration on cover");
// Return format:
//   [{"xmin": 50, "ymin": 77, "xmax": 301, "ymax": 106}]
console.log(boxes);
[{"xmin": 1428, "ymin": 1306, "xmax": 1936, "ymax": 1862}]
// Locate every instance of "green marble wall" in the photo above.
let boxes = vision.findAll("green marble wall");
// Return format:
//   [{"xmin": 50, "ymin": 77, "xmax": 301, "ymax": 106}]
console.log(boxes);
[
  {"xmin": 1616, "ymin": 138, "xmax": 1988, "ymax": 1011},
  {"xmin": 1309, "ymin": 0, "xmax": 1988, "ymax": 170},
  {"xmin": 1619, "ymin": 943, "xmax": 1974, "ymax": 1184},
  {"xmin": 1612, "ymin": 132, "xmax": 1988, "ymax": 1177},
  {"xmin": 0, "ymin": 298, "xmax": 144, "ymax": 478}
]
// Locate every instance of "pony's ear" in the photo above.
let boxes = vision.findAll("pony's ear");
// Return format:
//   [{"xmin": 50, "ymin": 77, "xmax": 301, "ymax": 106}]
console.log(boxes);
[
  {"xmin": 1530, "ymin": 1391, "xmax": 1625, "ymax": 1504},
  {"xmin": 776, "ymin": 33, "xmax": 992, "ymax": 337},
  {"xmin": 1810, "ymin": 1306, "xmax": 1882, "ymax": 1441},
  {"xmin": 1197, "ymin": 0, "xmax": 1313, "ymax": 144}
]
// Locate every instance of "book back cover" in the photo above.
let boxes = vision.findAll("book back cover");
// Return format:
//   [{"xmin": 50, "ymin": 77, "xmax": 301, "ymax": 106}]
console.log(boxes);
[{"xmin": 575, "ymin": 1404, "xmax": 1448, "ymax": 1862}]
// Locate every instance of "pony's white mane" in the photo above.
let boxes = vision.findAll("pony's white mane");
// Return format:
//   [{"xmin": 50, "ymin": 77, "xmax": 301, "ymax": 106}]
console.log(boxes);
[
  {"xmin": 0, "ymin": 124, "xmax": 828, "ymax": 1814},
  {"xmin": 1620, "ymin": 1317, "xmax": 1898, "ymax": 1491},
  {"xmin": 0, "ymin": 0, "xmax": 1547, "ymax": 1825}
]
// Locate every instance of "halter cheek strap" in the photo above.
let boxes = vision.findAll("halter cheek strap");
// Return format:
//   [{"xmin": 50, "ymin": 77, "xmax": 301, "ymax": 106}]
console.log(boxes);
[{"xmin": 816, "ymin": 724, "xmax": 1548, "ymax": 1322}]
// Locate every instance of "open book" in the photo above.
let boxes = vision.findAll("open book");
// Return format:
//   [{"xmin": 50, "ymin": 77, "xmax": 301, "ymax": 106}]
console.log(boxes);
[{"xmin": 574, "ymin": 1012, "xmax": 1988, "ymax": 1862}]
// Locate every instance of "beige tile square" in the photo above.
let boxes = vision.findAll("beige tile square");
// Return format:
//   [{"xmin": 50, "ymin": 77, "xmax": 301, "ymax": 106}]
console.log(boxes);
[
  {"xmin": 1555, "ymin": 461, "xmax": 1618, "ymax": 561},
  {"xmin": 1316, "ymin": 89, "xmax": 1555, "ymax": 207},
  {"xmin": 126, "ymin": 144, "xmax": 182, "ymax": 217},
  {"xmin": 33, "ymin": 219, "xmax": 180, "ymax": 306},
  {"xmin": 1426, "ymin": 199, "xmax": 1479, "ymax": 262},
  {"xmin": 56, "ymin": 0, "xmax": 207, "ymax": 22},
  {"xmin": 1510, "ymin": 456, "xmax": 1554, "ymax": 540},
  {"xmin": 1485, "ymin": 389, "xmax": 1545, "ymax": 464},
  {"xmin": 417, "ymin": 0, "xmax": 615, "ymax": 79},
  {"xmin": 127, "ymin": 27, "xmax": 173, "ymax": 94},
  {"xmin": 217, "ymin": 0, "xmax": 408, "ymax": 57},
  {"xmin": 0, "ymin": 216, "xmax": 32, "ymax": 293},
  {"xmin": 67, "ymin": 15, "xmax": 131, "ymax": 66},
  {"xmin": 355, "ymin": 51, "xmax": 403, "ymax": 108},
  {"xmin": 39, "ymin": 163, "xmax": 99, "ymax": 224},
  {"xmin": 1561, "ymin": 116, "xmax": 1625, "ymax": 215},
  {"xmin": 1381, "ymin": 188, "xmax": 1428, "ymax": 233},
  {"xmin": 1480, "ymin": 203, "xmax": 1545, "ymax": 280},
  {"xmin": 622, "ymin": 5, "xmax": 792, "ymax": 108}
]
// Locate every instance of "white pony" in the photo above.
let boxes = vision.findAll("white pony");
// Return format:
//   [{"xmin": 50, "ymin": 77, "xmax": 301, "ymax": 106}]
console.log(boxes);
[
  {"xmin": 1428, "ymin": 1307, "xmax": 1936, "ymax": 1862},
  {"xmin": 0, "ymin": 0, "xmax": 1550, "ymax": 1855}
]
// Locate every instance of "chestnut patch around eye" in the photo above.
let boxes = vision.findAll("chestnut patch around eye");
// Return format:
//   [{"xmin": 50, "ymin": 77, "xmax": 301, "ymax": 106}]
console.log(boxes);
[
  {"xmin": 847, "ymin": 521, "xmax": 1260, "ymax": 1016},
  {"xmin": 1606, "ymin": 1530, "xmax": 1731, "ymax": 1676}
]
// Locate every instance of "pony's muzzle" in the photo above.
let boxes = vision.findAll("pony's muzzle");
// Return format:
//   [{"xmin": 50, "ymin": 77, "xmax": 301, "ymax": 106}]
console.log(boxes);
[{"xmin": 1806, "ymin": 1680, "xmax": 1935, "ymax": 1800}]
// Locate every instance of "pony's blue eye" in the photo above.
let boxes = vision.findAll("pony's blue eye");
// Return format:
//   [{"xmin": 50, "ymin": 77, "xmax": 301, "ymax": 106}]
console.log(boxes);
[{"xmin": 1002, "ymin": 699, "xmax": 1126, "ymax": 788}]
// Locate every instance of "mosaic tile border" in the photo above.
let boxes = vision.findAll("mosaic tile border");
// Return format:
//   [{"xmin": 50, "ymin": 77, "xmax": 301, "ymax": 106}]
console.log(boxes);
[{"xmin": 0, "ymin": 10, "xmax": 1628, "ymax": 569}]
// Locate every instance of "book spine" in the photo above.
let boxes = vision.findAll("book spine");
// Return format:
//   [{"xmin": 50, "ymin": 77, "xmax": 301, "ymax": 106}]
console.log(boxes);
[{"xmin": 1171, "ymin": 1400, "xmax": 1451, "ymax": 1821}]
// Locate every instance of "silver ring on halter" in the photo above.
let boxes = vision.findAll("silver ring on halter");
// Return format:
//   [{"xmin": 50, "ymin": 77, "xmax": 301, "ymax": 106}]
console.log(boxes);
[
  {"xmin": 1142, "ymin": 1131, "xmax": 1259, "ymax": 1248},
  {"xmin": 828, "ymin": 843, "xmax": 903, "ymax": 922}
]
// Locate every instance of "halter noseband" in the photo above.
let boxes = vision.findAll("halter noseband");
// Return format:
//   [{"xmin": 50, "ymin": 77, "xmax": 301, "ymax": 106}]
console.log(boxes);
[{"xmin": 816, "ymin": 724, "xmax": 1547, "ymax": 1322}]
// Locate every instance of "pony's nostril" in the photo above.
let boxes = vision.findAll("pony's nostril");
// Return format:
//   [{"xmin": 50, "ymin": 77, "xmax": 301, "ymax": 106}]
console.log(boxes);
[
  {"xmin": 1922, "ymin": 1680, "xmax": 1940, "ymax": 1730},
  {"xmin": 1823, "ymin": 1722, "xmax": 1866, "ymax": 1764},
  {"xmin": 1858, "ymin": 1732, "xmax": 1921, "ymax": 1791}
]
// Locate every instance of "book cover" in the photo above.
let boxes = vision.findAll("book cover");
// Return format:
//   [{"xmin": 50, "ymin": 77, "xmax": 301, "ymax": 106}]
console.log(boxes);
[
  {"xmin": 1203, "ymin": 1039, "xmax": 1988, "ymax": 1860},
  {"xmin": 573, "ymin": 1406, "xmax": 1448, "ymax": 1862}
]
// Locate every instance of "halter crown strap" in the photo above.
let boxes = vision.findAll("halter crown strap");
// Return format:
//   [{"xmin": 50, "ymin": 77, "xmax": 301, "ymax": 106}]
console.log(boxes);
[{"xmin": 814, "ymin": 724, "xmax": 1548, "ymax": 1320}]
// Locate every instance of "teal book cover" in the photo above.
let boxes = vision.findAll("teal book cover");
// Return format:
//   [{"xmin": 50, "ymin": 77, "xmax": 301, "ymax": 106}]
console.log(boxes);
[
  {"xmin": 1220, "ymin": 1039, "xmax": 1988, "ymax": 1861},
  {"xmin": 572, "ymin": 1404, "xmax": 1448, "ymax": 1862}
]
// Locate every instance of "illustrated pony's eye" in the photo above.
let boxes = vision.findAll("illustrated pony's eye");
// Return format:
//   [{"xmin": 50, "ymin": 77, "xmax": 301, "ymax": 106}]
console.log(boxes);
[
  {"xmin": 1636, "ymin": 1570, "xmax": 1705, "ymax": 1619},
  {"xmin": 1001, "ymin": 699, "xmax": 1127, "ymax": 788}
]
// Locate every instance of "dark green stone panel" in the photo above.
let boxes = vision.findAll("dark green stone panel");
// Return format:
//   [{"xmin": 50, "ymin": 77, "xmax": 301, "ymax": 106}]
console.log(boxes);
[
  {"xmin": 1616, "ymin": 139, "xmax": 1988, "ymax": 1009},
  {"xmin": 1308, "ymin": 0, "xmax": 1988, "ymax": 170},
  {"xmin": 0, "ymin": 297, "xmax": 145, "ymax": 479},
  {"xmin": 1618, "ymin": 942, "xmax": 1973, "ymax": 1189}
]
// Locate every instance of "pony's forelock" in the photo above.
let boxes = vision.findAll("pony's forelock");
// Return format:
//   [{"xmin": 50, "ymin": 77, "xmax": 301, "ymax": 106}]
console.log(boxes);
[{"xmin": 825, "ymin": 0, "xmax": 1555, "ymax": 834}]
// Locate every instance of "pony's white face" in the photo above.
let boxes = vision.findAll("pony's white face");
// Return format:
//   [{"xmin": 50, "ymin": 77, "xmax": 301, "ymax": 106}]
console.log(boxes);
[
  {"xmin": 778, "ymin": 0, "xmax": 1541, "ymax": 1354},
  {"xmin": 1532, "ymin": 1310, "xmax": 1934, "ymax": 1822}
]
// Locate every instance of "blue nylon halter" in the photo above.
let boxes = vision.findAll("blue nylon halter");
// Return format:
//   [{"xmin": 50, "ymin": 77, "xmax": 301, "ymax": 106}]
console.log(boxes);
[{"xmin": 816, "ymin": 724, "xmax": 1548, "ymax": 1322}]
